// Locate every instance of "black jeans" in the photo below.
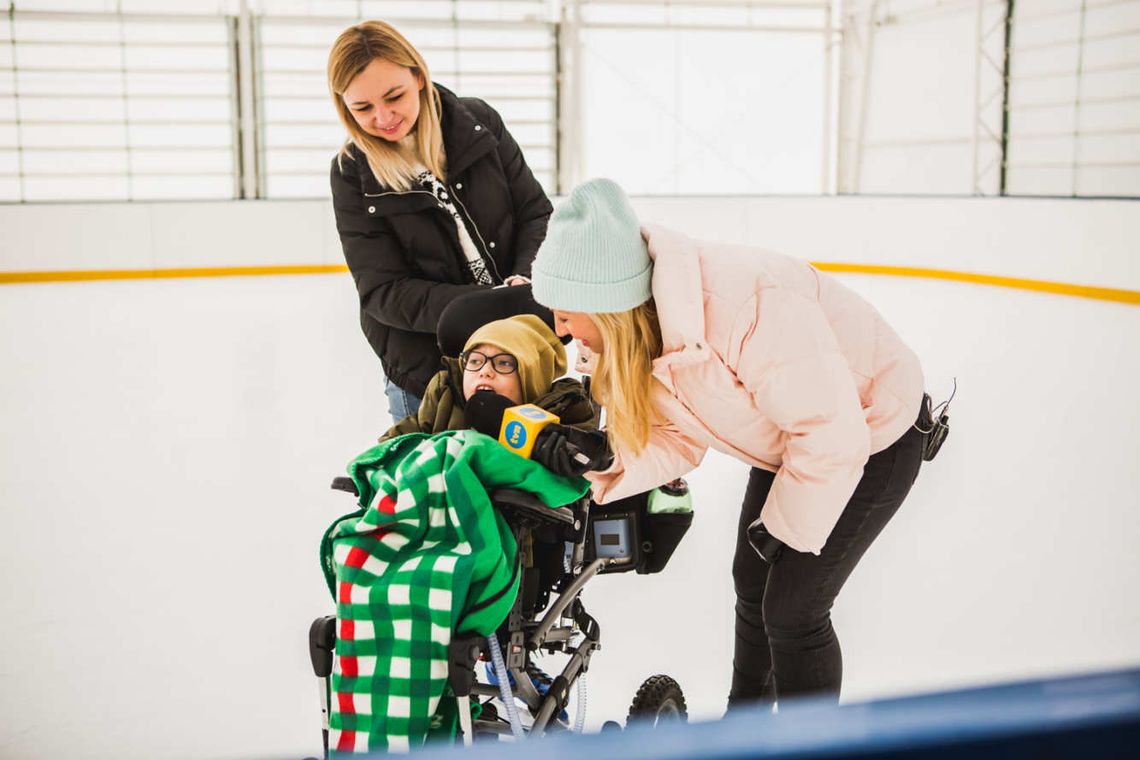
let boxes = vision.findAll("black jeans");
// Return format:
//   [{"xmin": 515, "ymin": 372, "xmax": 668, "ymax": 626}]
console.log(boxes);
[{"xmin": 729, "ymin": 420, "xmax": 925, "ymax": 707}]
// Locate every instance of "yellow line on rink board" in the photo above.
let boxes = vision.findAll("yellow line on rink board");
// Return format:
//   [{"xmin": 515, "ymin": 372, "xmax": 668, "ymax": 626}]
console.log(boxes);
[
  {"xmin": 1, "ymin": 261, "xmax": 1137, "ymax": 305},
  {"xmin": 0, "ymin": 264, "xmax": 349, "ymax": 284},
  {"xmin": 809, "ymin": 262, "xmax": 1140, "ymax": 305}
]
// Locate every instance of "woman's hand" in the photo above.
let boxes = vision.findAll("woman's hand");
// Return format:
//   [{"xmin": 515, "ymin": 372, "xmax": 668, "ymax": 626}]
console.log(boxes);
[
  {"xmin": 531, "ymin": 425, "xmax": 614, "ymax": 477},
  {"xmin": 503, "ymin": 275, "xmax": 531, "ymax": 287}
]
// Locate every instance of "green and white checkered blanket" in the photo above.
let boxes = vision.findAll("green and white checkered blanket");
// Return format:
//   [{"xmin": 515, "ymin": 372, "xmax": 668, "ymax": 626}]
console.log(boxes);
[{"xmin": 319, "ymin": 430, "xmax": 589, "ymax": 754}]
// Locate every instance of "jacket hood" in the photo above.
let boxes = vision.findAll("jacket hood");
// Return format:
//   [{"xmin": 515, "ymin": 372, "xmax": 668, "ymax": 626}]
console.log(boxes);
[{"xmin": 463, "ymin": 314, "xmax": 567, "ymax": 404}]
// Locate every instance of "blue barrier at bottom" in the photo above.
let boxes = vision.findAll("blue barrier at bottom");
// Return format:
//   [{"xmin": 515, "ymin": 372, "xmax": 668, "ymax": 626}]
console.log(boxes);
[{"xmin": 408, "ymin": 666, "xmax": 1140, "ymax": 759}]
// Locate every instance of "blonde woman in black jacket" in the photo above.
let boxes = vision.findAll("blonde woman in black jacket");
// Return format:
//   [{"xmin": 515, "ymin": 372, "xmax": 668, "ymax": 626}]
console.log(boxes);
[{"xmin": 328, "ymin": 21, "xmax": 553, "ymax": 422}]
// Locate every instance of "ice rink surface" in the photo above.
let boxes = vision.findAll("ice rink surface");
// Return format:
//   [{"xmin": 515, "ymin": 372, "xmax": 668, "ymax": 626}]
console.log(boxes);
[{"xmin": 2, "ymin": 271, "xmax": 1138, "ymax": 759}]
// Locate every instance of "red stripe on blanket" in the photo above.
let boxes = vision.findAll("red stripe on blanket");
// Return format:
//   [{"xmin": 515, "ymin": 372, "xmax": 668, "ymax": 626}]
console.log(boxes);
[
  {"xmin": 336, "ymin": 728, "xmax": 356, "ymax": 753},
  {"xmin": 338, "ymin": 581, "xmax": 353, "ymax": 604},
  {"xmin": 345, "ymin": 546, "xmax": 370, "ymax": 568},
  {"xmin": 341, "ymin": 655, "xmax": 359, "ymax": 677},
  {"xmin": 377, "ymin": 493, "xmax": 396, "ymax": 514},
  {"xmin": 340, "ymin": 618, "xmax": 355, "ymax": 641},
  {"xmin": 337, "ymin": 690, "xmax": 356, "ymax": 714}
]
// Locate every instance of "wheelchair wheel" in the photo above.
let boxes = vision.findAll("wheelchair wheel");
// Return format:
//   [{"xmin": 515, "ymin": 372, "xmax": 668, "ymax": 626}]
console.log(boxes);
[{"xmin": 627, "ymin": 674, "xmax": 688, "ymax": 727}]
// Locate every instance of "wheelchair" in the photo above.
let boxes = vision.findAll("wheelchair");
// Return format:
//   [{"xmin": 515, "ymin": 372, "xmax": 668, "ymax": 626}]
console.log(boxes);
[
  {"xmin": 308, "ymin": 473, "xmax": 693, "ymax": 753},
  {"xmin": 307, "ymin": 285, "xmax": 692, "ymax": 753}
]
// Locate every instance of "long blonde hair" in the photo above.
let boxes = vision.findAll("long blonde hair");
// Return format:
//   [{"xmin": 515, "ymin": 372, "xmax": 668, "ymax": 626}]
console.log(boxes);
[
  {"xmin": 327, "ymin": 20, "xmax": 446, "ymax": 191},
  {"xmin": 590, "ymin": 300, "xmax": 664, "ymax": 455}
]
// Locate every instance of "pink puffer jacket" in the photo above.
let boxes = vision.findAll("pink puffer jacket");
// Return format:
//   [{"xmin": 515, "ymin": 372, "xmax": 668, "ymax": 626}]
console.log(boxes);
[{"xmin": 586, "ymin": 224, "xmax": 924, "ymax": 554}]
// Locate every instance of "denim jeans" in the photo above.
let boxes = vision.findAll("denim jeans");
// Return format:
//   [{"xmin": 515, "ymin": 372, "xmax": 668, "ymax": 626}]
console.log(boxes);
[
  {"xmin": 384, "ymin": 379, "xmax": 423, "ymax": 425},
  {"xmin": 728, "ymin": 420, "xmax": 925, "ymax": 707}
]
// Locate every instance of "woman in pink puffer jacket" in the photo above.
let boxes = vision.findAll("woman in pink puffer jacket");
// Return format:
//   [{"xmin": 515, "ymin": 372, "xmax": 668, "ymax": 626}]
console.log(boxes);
[{"xmin": 528, "ymin": 179, "xmax": 928, "ymax": 708}]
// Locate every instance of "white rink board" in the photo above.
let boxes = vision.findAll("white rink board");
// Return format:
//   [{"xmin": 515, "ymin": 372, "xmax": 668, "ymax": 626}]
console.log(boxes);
[{"xmin": 2, "ymin": 196, "xmax": 1138, "ymax": 292}]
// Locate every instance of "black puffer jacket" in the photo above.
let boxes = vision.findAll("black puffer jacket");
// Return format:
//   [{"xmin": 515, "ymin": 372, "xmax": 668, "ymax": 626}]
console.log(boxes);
[{"xmin": 330, "ymin": 84, "xmax": 553, "ymax": 396}]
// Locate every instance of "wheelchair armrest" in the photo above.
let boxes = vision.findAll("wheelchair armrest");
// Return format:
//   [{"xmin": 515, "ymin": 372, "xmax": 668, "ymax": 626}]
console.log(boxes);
[{"xmin": 490, "ymin": 489, "xmax": 576, "ymax": 528}]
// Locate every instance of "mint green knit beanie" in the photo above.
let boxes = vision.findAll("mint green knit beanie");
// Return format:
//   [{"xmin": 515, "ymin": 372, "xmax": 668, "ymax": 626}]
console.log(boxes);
[{"xmin": 531, "ymin": 178, "xmax": 652, "ymax": 313}]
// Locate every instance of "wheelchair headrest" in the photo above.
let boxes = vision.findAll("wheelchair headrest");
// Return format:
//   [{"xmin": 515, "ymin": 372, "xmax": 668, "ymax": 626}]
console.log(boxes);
[{"xmin": 436, "ymin": 284, "xmax": 571, "ymax": 358}]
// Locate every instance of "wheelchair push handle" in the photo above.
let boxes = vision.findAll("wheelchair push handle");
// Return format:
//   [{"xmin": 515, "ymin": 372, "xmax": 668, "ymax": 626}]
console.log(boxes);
[
  {"xmin": 309, "ymin": 616, "xmax": 336, "ymax": 678},
  {"xmin": 330, "ymin": 476, "xmax": 358, "ymax": 496}
]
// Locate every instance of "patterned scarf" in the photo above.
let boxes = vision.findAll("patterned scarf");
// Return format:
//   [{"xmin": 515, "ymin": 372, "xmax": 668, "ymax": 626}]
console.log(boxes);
[{"xmin": 417, "ymin": 169, "xmax": 494, "ymax": 285}]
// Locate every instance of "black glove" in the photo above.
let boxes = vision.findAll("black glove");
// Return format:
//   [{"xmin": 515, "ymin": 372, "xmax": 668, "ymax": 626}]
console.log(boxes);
[{"xmin": 531, "ymin": 425, "xmax": 614, "ymax": 477}]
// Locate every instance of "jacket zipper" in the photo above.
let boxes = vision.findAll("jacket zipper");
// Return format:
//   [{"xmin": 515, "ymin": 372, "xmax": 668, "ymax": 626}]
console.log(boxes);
[
  {"xmin": 363, "ymin": 186, "xmax": 504, "ymax": 285},
  {"xmin": 362, "ymin": 188, "xmax": 435, "ymax": 199},
  {"xmin": 448, "ymin": 184, "xmax": 504, "ymax": 284}
]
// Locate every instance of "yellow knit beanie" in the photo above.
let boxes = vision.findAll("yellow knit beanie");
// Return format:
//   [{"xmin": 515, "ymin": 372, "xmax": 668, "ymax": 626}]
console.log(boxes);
[{"xmin": 463, "ymin": 314, "xmax": 567, "ymax": 404}]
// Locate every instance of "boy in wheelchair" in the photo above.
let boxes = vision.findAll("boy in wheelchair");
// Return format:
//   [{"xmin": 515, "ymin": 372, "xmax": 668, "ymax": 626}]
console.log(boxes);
[
  {"xmin": 311, "ymin": 312, "xmax": 691, "ymax": 755},
  {"xmin": 379, "ymin": 313, "xmax": 597, "ymax": 441}
]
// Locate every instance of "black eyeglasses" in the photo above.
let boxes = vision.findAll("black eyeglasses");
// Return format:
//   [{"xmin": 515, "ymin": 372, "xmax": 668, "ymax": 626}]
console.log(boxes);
[{"xmin": 461, "ymin": 350, "xmax": 518, "ymax": 375}]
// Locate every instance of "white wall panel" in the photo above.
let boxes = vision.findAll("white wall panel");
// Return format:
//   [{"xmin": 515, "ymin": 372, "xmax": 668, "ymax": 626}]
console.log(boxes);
[
  {"xmin": 854, "ymin": 6, "xmax": 979, "ymax": 195},
  {"xmin": 147, "ymin": 201, "xmax": 329, "ymax": 270},
  {"xmin": 0, "ymin": 202, "xmax": 153, "ymax": 270}
]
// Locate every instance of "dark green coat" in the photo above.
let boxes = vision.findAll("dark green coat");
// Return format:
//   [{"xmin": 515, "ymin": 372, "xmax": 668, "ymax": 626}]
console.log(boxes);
[{"xmin": 380, "ymin": 358, "xmax": 598, "ymax": 441}]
